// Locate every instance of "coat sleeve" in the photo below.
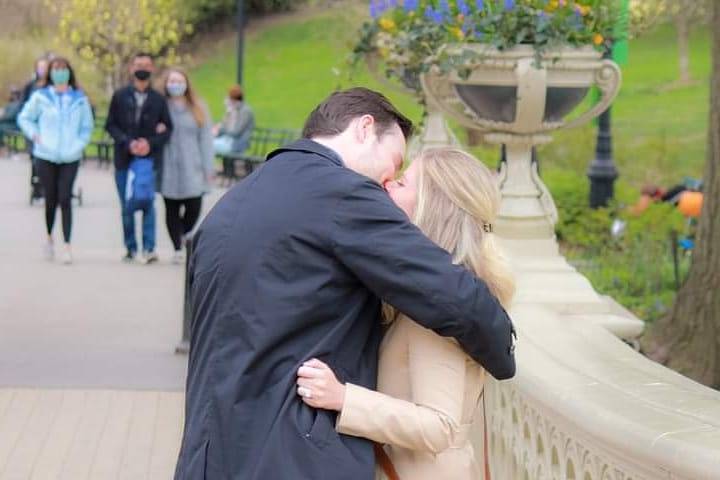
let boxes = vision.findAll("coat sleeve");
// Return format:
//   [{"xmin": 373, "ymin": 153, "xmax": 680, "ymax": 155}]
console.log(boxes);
[
  {"xmin": 17, "ymin": 91, "xmax": 40, "ymax": 140},
  {"xmin": 336, "ymin": 319, "xmax": 472, "ymax": 453},
  {"xmin": 147, "ymin": 96, "xmax": 173, "ymax": 150},
  {"xmin": 78, "ymin": 98, "xmax": 94, "ymax": 147},
  {"xmin": 330, "ymin": 179, "xmax": 515, "ymax": 380},
  {"xmin": 105, "ymin": 91, "xmax": 130, "ymax": 147}
]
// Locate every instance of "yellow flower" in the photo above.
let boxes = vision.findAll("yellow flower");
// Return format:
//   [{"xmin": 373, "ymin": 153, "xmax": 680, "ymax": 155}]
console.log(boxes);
[
  {"xmin": 450, "ymin": 26, "xmax": 465, "ymax": 41},
  {"xmin": 578, "ymin": 5, "xmax": 591, "ymax": 16},
  {"xmin": 379, "ymin": 18, "xmax": 397, "ymax": 32},
  {"xmin": 593, "ymin": 33, "xmax": 604, "ymax": 46},
  {"xmin": 546, "ymin": 0, "xmax": 559, "ymax": 12}
]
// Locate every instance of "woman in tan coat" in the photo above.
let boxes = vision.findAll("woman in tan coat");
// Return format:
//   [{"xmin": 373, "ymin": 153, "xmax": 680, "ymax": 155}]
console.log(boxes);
[{"xmin": 296, "ymin": 148, "xmax": 515, "ymax": 480}]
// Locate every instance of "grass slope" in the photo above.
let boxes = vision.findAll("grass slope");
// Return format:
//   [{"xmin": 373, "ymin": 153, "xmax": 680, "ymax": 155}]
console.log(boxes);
[{"xmin": 192, "ymin": 9, "xmax": 710, "ymax": 187}]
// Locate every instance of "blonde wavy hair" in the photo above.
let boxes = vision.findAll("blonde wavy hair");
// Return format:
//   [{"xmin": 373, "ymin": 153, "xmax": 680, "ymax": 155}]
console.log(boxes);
[{"xmin": 412, "ymin": 147, "xmax": 515, "ymax": 310}]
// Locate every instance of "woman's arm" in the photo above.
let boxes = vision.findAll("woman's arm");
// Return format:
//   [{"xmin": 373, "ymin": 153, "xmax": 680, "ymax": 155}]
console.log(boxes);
[{"xmin": 298, "ymin": 320, "xmax": 469, "ymax": 454}]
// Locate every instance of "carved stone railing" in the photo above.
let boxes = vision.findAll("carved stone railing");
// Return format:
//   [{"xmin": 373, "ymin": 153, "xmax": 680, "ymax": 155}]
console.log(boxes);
[{"xmin": 474, "ymin": 303, "xmax": 720, "ymax": 480}]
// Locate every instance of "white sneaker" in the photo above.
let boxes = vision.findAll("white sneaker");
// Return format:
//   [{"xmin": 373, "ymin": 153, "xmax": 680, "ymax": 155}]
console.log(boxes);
[
  {"xmin": 171, "ymin": 250, "xmax": 185, "ymax": 265},
  {"xmin": 61, "ymin": 245, "xmax": 73, "ymax": 265},
  {"xmin": 44, "ymin": 241, "xmax": 55, "ymax": 261},
  {"xmin": 142, "ymin": 251, "xmax": 159, "ymax": 265}
]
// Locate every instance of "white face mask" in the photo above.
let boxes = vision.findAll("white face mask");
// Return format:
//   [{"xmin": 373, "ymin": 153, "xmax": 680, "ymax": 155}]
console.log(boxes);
[{"xmin": 167, "ymin": 83, "xmax": 187, "ymax": 97}]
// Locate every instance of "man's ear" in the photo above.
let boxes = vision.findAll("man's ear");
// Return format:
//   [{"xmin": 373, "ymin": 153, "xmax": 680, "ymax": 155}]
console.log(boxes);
[{"xmin": 354, "ymin": 114, "xmax": 375, "ymax": 143}]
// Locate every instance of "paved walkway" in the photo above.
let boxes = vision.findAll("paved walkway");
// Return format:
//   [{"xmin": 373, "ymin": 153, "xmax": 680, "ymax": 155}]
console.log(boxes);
[{"xmin": 0, "ymin": 154, "xmax": 224, "ymax": 478}]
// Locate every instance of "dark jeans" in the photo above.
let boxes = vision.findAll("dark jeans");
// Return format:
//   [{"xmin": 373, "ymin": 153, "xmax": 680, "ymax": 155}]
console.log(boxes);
[
  {"xmin": 36, "ymin": 159, "xmax": 79, "ymax": 243},
  {"xmin": 163, "ymin": 197, "xmax": 202, "ymax": 251},
  {"xmin": 115, "ymin": 169, "xmax": 156, "ymax": 253}
]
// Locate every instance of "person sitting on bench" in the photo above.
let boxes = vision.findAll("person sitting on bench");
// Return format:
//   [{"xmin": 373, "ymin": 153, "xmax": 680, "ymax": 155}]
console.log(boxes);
[
  {"xmin": 0, "ymin": 87, "xmax": 23, "ymax": 154},
  {"xmin": 212, "ymin": 84, "xmax": 255, "ymax": 156}
]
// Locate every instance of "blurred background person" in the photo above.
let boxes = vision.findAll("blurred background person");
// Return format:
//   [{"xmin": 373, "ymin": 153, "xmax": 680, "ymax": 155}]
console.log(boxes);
[
  {"xmin": 17, "ymin": 57, "xmax": 94, "ymax": 264},
  {"xmin": 212, "ymin": 84, "xmax": 254, "ymax": 156},
  {"xmin": 105, "ymin": 52, "xmax": 173, "ymax": 264},
  {"xmin": 0, "ymin": 87, "xmax": 23, "ymax": 155},
  {"xmin": 158, "ymin": 67, "xmax": 214, "ymax": 264}
]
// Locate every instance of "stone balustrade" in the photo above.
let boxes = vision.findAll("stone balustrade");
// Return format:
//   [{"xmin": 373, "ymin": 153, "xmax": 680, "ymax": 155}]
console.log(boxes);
[{"xmin": 476, "ymin": 303, "xmax": 720, "ymax": 480}]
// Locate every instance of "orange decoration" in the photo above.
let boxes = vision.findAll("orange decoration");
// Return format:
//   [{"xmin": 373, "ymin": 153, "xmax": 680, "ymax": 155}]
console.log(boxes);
[{"xmin": 677, "ymin": 191, "xmax": 703, "ymax": 218}]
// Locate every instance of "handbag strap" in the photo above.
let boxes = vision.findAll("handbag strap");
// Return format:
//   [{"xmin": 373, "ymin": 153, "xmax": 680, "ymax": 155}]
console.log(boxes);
[
  {"xmin": 374, "ymin": 442, "xmax": 400, "ymax": 480},
  {"xmin": 482, "ymin": 389, "xmax": 492, "ymax": 480}
]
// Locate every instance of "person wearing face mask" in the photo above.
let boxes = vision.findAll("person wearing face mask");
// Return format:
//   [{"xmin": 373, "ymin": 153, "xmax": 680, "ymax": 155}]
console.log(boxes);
[
  {"xmin": 21, "ymin": 55, "xmax": 52, "ymax": 108},
  {"xmin": 17, "ymin": 57, "xmax": 94, "ymax": 264},
  {"xmin": 105, "ymin": 52, "xmax": 173, "ymax": 264},
  {"xmin": 0, "ymin": 87, "xmax": 23, "ymax": 155},
  {"xmin": 158, "ymin": 68, "xmax": 214, "ymax": 264},
  {"xmin": 21, "ymin": 55, "xmax": 54, "ymax": 202},
  {"xmin": 212, "ymin": 84, "xmax": 255, "ymax": 156}
]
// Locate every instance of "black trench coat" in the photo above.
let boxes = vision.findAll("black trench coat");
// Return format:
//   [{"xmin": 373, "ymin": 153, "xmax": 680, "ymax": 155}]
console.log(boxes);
[{"xmin": 174, "ymin": 140, "xmax": 515, "ymax": 480}]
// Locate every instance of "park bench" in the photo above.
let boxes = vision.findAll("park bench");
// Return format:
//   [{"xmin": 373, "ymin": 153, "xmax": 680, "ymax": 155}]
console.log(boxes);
[
  {"xmin": 84, "ymin": 116, "xmax": 113, "ymax": 168},
  {"xmin": 218, "ymin": 127, "xmax": 299, "ymax": 182},
  {"xmin": 1, "ymin": 127, "xmax": 28, "ymax": 154}
]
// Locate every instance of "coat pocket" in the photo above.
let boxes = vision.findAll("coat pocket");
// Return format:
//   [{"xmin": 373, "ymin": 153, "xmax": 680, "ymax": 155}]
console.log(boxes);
[{"xmin": 296, "ymin": 402, "xmax": 335, "ymax": 449}]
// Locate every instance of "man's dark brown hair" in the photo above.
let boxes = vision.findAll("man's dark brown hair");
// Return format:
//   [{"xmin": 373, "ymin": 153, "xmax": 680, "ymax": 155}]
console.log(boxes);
[{"xmin": 302, "ymin": 87, "xmax": 413, "ymax": 140}]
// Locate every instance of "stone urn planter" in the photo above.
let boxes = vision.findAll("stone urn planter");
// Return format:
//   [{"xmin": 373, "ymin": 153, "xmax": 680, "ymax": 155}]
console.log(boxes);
[
  {"xmin": 422, "ymin": 44, "xmax": 622, "ymax": 240},
  {"xmin": 365, "ymin": 53, "xmax": 461, "ymax": 157}
]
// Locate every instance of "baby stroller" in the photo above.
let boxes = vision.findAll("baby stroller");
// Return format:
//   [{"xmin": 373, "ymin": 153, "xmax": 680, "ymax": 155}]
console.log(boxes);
[{"xmin": 28, "ymin": 155, "xmax": 84, "ymax": 207}]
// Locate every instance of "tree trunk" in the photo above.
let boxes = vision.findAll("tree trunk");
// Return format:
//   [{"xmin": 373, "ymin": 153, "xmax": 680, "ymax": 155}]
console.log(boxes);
[
  {"xmin": 642, "ymin": 0, "xmax": 720, "ymax": 388},
  {"xmin": 675, "ymin": 6, "xmax": 692, "ymax": 83}
]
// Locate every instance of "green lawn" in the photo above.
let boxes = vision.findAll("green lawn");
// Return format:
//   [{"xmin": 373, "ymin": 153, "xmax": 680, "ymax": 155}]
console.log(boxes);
[
  {"xmin": 191, "ymin": 5, "xmax": 422, "ymax": 130},
  {"xmin": 192, "ymin": 10, "xmax": 710, "ymax": 188}
]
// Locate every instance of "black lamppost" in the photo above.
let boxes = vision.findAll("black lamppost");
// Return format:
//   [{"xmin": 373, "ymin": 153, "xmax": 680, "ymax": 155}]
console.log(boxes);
[
  {"xmin": 587, "ymin": 48, "xmax": 618, "ymax": 208},
  {"xmin": 237, "ymin": 0, "xmax": 245, "ymax": 85}
]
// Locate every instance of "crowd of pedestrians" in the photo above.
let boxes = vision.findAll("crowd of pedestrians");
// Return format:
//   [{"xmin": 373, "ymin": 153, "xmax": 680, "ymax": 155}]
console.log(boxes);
[{"xmin": 2, "ymin": 51, "xmax": 255, "ymax": 265}]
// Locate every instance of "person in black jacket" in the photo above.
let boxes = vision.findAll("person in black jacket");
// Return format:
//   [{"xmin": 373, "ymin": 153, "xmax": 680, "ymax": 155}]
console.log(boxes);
[
  {"xmin": 105, "ymin": 52, "xmax": 173, "ymax": 264},
  {"xmin": 174, "ymin": 88, "xmax": 516, "ymax": 480}
]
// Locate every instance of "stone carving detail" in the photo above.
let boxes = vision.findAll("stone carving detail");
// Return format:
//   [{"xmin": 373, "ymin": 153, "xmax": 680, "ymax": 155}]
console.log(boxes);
[{"xmin": 485, "ymin": 380, "xmax": 649, "ymax": 480}]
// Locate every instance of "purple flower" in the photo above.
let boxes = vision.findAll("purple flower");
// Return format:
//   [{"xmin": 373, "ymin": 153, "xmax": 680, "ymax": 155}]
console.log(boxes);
[
  {"xmin": 457, "ymin": 0, "xmax": 470, "ymax": 16},
  {"xmin": 370, "ymin": 0, "xmax": 379, "ymax": 18},
  {"xmin": 476, "ymin": 0, "xmax": 484, "ymax": 10},
  {"xmin": 424, "ymin": 5, "xmax": 445, "ymax": 23},
  {"xmin": 371, "ymin": 0, "xmax": 387, "ymax": 16},
  {"xmin": 403, "ymin": 0, "xmax": 419, "ymax": 12},
  {"xmin": 504, "ymin": 0, "xmax": 515, "ymax": 10},
  {"xmin": 439, "ymin": 0, "xmax": 450, "ymax": 13},
  {"xmin": 387, "ymin": 0, "xmax": 397, "ymax": 8}
]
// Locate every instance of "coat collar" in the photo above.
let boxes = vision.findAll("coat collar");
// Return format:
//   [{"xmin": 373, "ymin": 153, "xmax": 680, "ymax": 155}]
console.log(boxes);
[{"xmin": 267, "ymin": 139, "xmax": 345, "ymax": 167}]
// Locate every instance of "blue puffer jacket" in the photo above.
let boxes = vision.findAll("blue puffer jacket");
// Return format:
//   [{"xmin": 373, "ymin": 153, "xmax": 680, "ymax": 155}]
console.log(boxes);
[{"xmin": 17, "ymin": 87, "xmax": 94, "ymax": 163}]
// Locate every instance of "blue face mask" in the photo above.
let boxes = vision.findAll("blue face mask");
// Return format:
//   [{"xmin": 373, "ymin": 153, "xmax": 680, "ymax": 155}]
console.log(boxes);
[
  {"xmin": 50, "ymin": 69, "xmax": 70, "ymax": 86},
  {"xmin": 167, "ymin": 83, "xmax": 187, "ymax": 97}
]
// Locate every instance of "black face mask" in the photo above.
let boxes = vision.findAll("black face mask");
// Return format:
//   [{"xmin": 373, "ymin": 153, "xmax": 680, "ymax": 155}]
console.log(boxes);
[{"xmin": 134, "ymin": 70, "xmax": 151, "ymax": 81}]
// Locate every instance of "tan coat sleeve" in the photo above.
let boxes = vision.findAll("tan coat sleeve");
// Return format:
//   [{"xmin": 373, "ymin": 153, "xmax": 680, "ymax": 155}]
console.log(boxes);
[{"xmin": 336, "ymin": 320, "xmax": 466, "ymax": 453}]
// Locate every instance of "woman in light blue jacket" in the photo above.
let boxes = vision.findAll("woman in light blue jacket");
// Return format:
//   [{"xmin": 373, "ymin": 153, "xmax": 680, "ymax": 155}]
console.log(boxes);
[{"xmin": 18, "ymin": 57, "xmax": 94, "ymax": 264}]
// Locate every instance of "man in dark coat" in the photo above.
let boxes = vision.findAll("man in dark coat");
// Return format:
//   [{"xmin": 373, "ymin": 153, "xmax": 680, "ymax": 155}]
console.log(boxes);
[
  {"xmin": 174, "ymin": 88, "xmax": 516, "ymax": 480},
  {"xmin": 105, "ymin": 52, "xmax": 173, "ymax": 264}
]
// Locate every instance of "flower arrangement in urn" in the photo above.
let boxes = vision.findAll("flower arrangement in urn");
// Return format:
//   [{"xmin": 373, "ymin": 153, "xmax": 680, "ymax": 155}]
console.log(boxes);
[{"xmin": 354, "ymin": 0, "xmax": 619, "ymax": 92}]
